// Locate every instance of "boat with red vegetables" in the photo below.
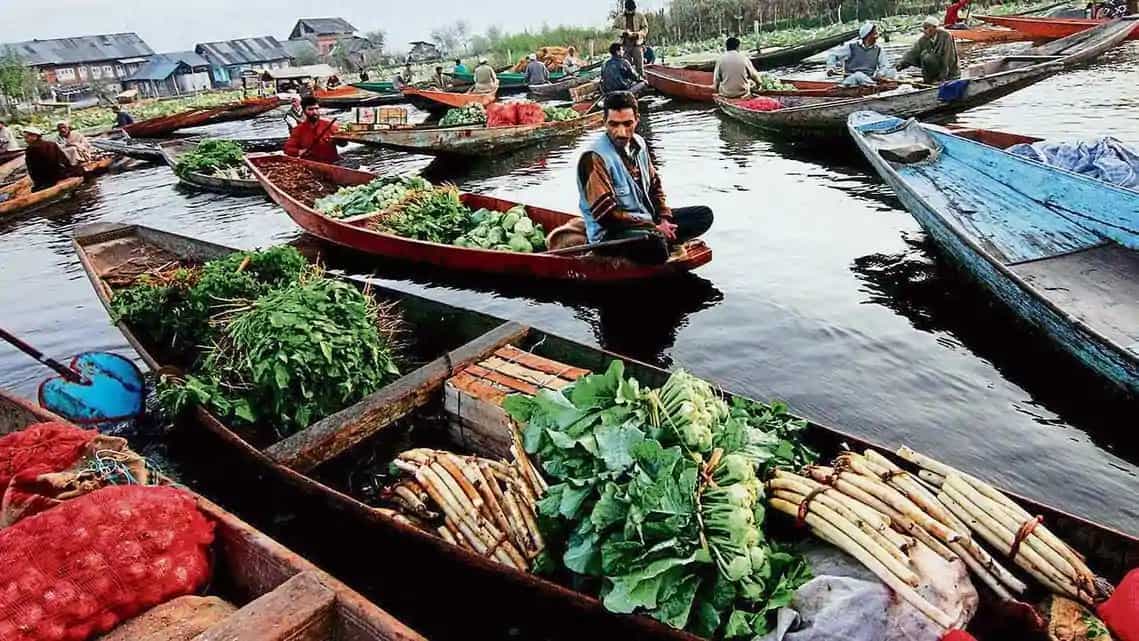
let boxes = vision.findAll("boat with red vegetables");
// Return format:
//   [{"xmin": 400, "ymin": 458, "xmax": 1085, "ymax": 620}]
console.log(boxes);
[
  {"xmin": 243, "ymin": 153, "xmax": 711, "ymax": 281},
  {"xmin": 71, "ymin": 220, "xmax": 1139, "ymax": 641}
]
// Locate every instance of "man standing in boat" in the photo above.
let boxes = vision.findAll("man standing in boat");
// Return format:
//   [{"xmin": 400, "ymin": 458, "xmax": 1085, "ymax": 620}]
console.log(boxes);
[
  {"xmin": 713, "ymin": 37, "xmax": 765, "ymax": 99},
  {"xmin": 614, "ymin": 0, "xmax": 649, "ymax": 76},
  {"xmin": 21, "ymin": 127, "xmax": 79, "ymax": 192},
  {"xmin": 896, "ymin": 17, "xmax": 961, "ymax": 83},
  {"xmin": 826, "ymin": 22, "xmax": 896, "ymax": 85},
  {"xmin": 471, "ymin": 57, "xmax": 499, "ymax": 94},
  {"xmin": 283, "ymin": 96, "xmax": 346, "ymax": 164},
  {"xmin": 575, "ymin": 91, "xmax": 713, "ymax": 264},
  {"xmin": 601, "ymin": 43, "xmax": 647, "ymax": 95}
]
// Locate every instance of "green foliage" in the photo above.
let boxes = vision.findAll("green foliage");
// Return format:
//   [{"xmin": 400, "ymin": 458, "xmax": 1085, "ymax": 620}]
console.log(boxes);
[
  {"xmin": 504, "ymin": 362, "xmax": 816, "ymax": 638},
  {"xmin": 0, "ymin": 48, "xmax": 37, "ymax": 112},
  {"xmin": 381, "ymin": 185, "xmax": 473, "ymax": 244},
  {"xmin": 439, "ymin": 103, "xmax": 487, "ymax": 127},
  {"xmin": 158, "ymin": 274, "xmax": 400, "ymax": 436},
  {"xmin": 173, "ymin": 139, "xmax": 246, "ymax": 179},
  {"xmin": 453, "ymin": 205, "xmax": 546, "ymax": 252},
  {"xmin": 13, "ymin": 89, "xmax": 247, "ymax": 133},
  {"xmin": 543, "ymin": 106, "xmax": 579, "ymax": 122},
  {"xmin": 314, "ymin": 175, "xmax": 431, "ymax": 219}
]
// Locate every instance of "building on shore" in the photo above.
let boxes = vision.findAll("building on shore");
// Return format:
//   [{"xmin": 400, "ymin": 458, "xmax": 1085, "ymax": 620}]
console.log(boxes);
[
  {"xmin": 281, "ymin": 39, "xmax": 321, "ymax": 65},
  {"xmin": 196, "ymin": 37, "xmax": 290, "ymax": 88},
  {"xmin": 288, "ymin": 18, "xmax": 357, "ymax": 56},
  {"xmin": 0, "ymin": 33, "xmax": 154, "ymax": 103},
  {"xmin": 124, "ymin": 51, "xmax": 211, "ymax": 98}
]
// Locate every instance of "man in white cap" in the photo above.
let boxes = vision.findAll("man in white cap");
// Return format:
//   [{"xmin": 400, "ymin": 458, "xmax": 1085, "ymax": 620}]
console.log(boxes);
[
  {"xmin": 826, "ymin": 22, "xmax": 896, "ymax": 86},
  {"xmin": 472, "ymin": 56, "xmax": 499, "ymax": 94},
  {"xmin": 897, "ymin": 17, "xmax": 960, "ymax": 83},
  {"xmin": 22, "ymin": 127, "xmax": 78, "ymax": 191},
  {"xmin": 54, "ymin": 120, "xmax": 95, "ymax": 165},
  {"xmin": 523, "ymin": 52, "xmax": 550, "ymax": 86}
]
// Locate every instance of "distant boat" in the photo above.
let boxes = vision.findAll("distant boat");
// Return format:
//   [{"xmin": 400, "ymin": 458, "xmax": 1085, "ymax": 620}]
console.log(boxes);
[
  {"xmin": 850, "ymin": 110, "xmax": 1138, "ymax": 395},
  {"xmin": 978, "ymin": 14, "xmax": 1139, "ymax": 40}
]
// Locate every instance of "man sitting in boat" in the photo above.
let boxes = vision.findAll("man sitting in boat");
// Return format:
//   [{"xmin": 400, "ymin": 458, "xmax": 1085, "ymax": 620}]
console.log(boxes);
[
  {"xmin": 111, "ymin": 105, "xmax": 134, "ymax": 128},
  {"xmin": 575, "ymin": 91, "xmax": 713, "ymax": 264},
  {"xmin": 284, "ymin": 96, "xmax": 304, "ymax": 132},
  {"xmin": 54, "ymin": 120, "xmax": 95, "ymax": 166},
  {"xmin": 524, "ymin": 53, "xmax": 551, "ymax": 86},
  {"xmin": 826, "ymin": 22, "xmax": 897, "ymax": 86},
  {"xmin": 283, "ymin": 96, "xmax": 346, "ymax": 164},
  {"xmin": 22, "ymin": 127, "xmax": 79, "ymax": 192},
  {"xmin": 0, "ymin": 119, "xmax": 18, "ymax": 152},
  {"xmin": 452, "ymin": 58, "xmax": 469, "ymax": 74},
  {"xmin": 601, "ymin": 43, "xmax": 647, "ymax": 96},
  {"xmin": 713, "ymin": 37, "xmax": 765, "ymax": 99},
  {"xmin": 563, "ymin": 47, "xmax": 582, "ymax": 74},
  {"xmin": 471, "ymin": 57, "xmax": 499, "ymax": 94},
  {"xmin": 896, "ymin": 17, "xmax": 961, "ymax": 84}
]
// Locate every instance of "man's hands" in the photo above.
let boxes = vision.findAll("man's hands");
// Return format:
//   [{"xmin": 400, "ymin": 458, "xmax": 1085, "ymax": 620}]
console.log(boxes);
[{"xmin": 656, "ymin": 220, "xmax": 678, "ymax": 241}]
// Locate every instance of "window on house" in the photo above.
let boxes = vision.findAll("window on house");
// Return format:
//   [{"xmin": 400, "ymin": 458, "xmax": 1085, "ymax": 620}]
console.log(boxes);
[
  {"xmin": 91, "ymin": 66, "xmax": 102, "ymax": 79},
  {"xmin": 78, "ymin": 66, "xmax": 88, "ymax": 79},
  {"xmin": 103, "ymin": 65, "xmax": 114, "ymax": 75},
  {"xmin": 55, "ymin": 67, "xmax": 76, "ymax": 81}
]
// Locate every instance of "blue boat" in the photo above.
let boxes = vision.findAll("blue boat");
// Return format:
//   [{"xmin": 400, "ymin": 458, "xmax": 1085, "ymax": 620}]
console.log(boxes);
[{"xmin": 848, "ymin": 111, "xmax": 1139, "ymax": 396}]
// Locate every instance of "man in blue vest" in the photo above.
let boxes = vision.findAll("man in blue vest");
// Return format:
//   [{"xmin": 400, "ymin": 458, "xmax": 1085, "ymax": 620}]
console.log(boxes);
[
  {"xmin": 825, "ymin": 22, "xmax": 896, "ymax": 86},
  {"xmin": 576, "ymin": 91, "xmax": 713, "ymax": 264}
]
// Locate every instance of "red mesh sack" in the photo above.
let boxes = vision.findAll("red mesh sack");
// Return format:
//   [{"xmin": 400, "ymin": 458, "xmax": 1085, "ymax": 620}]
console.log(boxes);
[
  {"xmin": 0, "ymin": 422, "xmax": 95, "ymax": 490},
  {"xmin": 486, "ymin": 102, "xmax": 518, "ymax": 127},
  {"xmin": 514, "ymin": 102, "xmax": 546, "ymax": 125},
  {"xmin": 738, "ymin": 97, "xmax": 783, "ymax": 112},
  {"xmin": 940, "ymin": 631, "xmax": 978, "ymax": 641},
  {"xmin": 1099, "ymin": 569, "xmax": 1139, "ymax": 641},
  {"xmin": 0, "ymin": 485, "xmax": 214, "ymax": 641}
]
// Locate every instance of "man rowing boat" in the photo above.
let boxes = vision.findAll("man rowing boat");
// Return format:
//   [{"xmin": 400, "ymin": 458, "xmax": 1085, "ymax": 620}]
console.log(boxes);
[
  {"xmin": 283, "ymin": 96, "xmax": 345, "ymax": 164},
  {"xmin": 576, "ymin": 91, "xmax": 713, "ymax": 264}
]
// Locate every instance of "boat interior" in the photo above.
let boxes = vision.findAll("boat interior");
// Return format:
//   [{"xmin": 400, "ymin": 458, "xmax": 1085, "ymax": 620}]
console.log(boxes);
[{"xmin": 856, "ymin": 116, "xmax": 1139, "ymax": 358}]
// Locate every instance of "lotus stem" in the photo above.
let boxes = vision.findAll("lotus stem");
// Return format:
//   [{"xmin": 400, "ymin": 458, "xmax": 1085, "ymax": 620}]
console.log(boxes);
[
  {"xmin": 772, "ymin": 488, "xmax": 912, "ymax": 569},
  {"xmin": 772, "ymin": 471, "xmax": 891, "ymax": 530},
  {"xmin": 918, "ymin": 469, "xmax": 945, "ymax": 488}
]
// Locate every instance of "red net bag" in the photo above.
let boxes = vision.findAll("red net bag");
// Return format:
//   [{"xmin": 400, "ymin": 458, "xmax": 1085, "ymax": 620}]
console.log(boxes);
[
  {"xmin": 0, "ymin": 423, "xmax": 95, "ymax": 490},
  {"xmin": 738, "ymin": 97, "xmax": 783, "ymax": 112},
  {"xmin": 486, "ymin": 102, "xmax": 518, "ymax": 127},
  {"xmin": 940, "ymin": 631, "xmax": 978, "ymax": 641},
  {"xmin": 1099, "ymin": 569, "xmax": 1139, "ymax": 641},
  {"xmin": 0, "ymin": 485, "xmax": 214, "ymax": 641},
  {"xmin": 514, "ymin": 102, "xmax": 546, "ymax": 125}
]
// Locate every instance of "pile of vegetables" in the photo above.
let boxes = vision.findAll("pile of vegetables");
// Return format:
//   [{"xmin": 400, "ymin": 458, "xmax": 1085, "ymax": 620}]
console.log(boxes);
[
  {"xmin": 13, "ymin": 90, "xmax": 247, "ymax": 133},
  {"xmin": 543, "ymin": 106, "xmax": 579, "ymax": 122},
  {"xmin": 381, "ymin": 184, "xmax": 474, "ymax": 244},
  {"xmin": 453, "ymin": 206, "xmax": 547, "ymax": 252},
  {"xmin": 756, "ymin": 74, "xmax": 795, "ymax": 92},
  {"xmin": 314, "ymin": 175, "xmax": 431, "ymax": 219},
  {"xmin": 173, "ymin": 139, "xmax": 247, "ymax": 180},
  {"xmin": 503, "ymin": 362, "xmax": 817, "ymax": 638},
  {"xmin": 110, "ymin": 246, "xmax": 400, "ymax": 436},
  {"xmin": 439, "ymin": 103, "xmax": 488, "ymax": 127}
]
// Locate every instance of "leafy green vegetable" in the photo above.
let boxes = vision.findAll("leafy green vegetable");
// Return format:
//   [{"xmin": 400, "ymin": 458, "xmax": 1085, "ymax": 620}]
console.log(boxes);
[
  {"xmin": 504, "ymin": 362, "xmax": 816, "ymax": 638},
  {"xmin": 173, "ymin": 139, "xmax": 246, "ymax": 179},
  {"xmin": 378, "ymin": 184, "xmax": 473, "ymax": 244},
  {"xmin": 314, "ymin": 175, "xmax": 431, "ymax": 219},
  {"xmin": 440, "ymin": 103, "xmax": 488, "ymax": 127},
  {"xmin": 543, "ymin": 106, "xmax": 579, "ymax": 122}
]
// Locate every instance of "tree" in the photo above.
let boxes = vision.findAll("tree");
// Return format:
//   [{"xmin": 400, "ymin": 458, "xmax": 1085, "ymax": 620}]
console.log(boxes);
[
  {"xmin": 430, "ymin": 20, "xmax": 473, "ymax": 55},
  {"xmin": 364, "ymin": 29, "xmax": 386, "ymax": 52},
  {"xmin": 0, "ymin": 48, "xmax": 36, "ymax": 116},
  {"xmin": 291, "ymin": 45, "xmax": 320, "ymax": 66}
]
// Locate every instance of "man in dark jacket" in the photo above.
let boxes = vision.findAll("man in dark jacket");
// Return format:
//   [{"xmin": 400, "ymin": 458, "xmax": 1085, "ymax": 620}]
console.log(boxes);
[
  {"xmin": 111, "ymin": 105, "xmax": 134, "ymax": 128},
  {"xmin": 600, "ymin": 43, "xmax": 647, "ymax": 95},
  {"xmin": 22, "ymin": 127, "xmax": 78, "ymax": 191},
  {"xmin": 897, "ymin": 17, "xmax": 961, "ymax": 83}
]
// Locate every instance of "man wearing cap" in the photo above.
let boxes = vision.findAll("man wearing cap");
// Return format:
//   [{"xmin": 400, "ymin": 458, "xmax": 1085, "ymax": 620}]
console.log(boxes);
[
  {"xmin": 111, "ymin": 104, "xmax": 134, "ymax": 128},
  {"xmin": 54, "ymin": 120, "xmax": 95, "ymax": 165},
  {"xmin": 897, "ymin": 17, "xmax": 960, "ymax": 83},
  {"xmin": 613, "ymin": 0, "xmax": 649, "ymax": 76},
  {"xmin": 0, "ymin": 119, "xmax": 18, "ymax": 153},
  {"xmin": 283, "ymin": 96, "xmax": 345, "ymax": 164},
  {"xmin": 472, "ymin": 57, "xmax": 498, "ymax": 94},
  {"xmin": 22, "ymin": 127, "xmax": 78, "ymax": 191},
  {"xmin": 826, "ymin": 22, "xmax": 896, "ymax": 85},
  {"xmin": 523, "ymin": 53, "xmax": 550, "ymax": 86}
]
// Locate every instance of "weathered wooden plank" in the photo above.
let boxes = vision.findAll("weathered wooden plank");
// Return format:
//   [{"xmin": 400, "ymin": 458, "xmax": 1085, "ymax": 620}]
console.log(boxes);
[
  {"xmin": 495, "ymin": 344, "xmax": 590, "ymax": 380},
  {"xmin": 264, "ymin": 322, "xmax": 530, "ymax": 472},
  {"xmin": 466, "ymin": 363, "xmax": 540, "ymax": 395},
  {"xmin": 449, "ymin": 370, "xmax": 510, "ymax": 403},
  {"xmin": 442, "ymin": 382, "xmax": 515, "ymax": 459},
  {"xmin": 481, "ymin": 356, "xmax": 576, "ymax": 390},
  {"xmin": 193, "ymin": 572, "xmax": 334, "ymax": 641}
]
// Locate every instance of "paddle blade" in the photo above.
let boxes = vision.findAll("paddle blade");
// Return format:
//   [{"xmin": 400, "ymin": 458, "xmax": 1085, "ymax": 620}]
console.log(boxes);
[{"xmin": 38, "ymin": 352, "xmax": 145, "ymax": 426}]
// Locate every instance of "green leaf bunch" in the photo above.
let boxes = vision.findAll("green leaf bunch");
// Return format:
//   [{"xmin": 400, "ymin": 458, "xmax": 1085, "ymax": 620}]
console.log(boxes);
[{"xmin": 174, "ymin": 139, "xmax": 246, "ymax": 179}]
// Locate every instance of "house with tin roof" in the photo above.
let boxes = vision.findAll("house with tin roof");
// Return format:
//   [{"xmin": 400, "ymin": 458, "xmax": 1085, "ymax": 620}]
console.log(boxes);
[
  {"xmin": 288, "ymin": 18, "xmax": 357, "ymax": 56},
  {"xmin": 0, "ymin": 32, "xmax": 154, "ymax": 101},
  {"xmin": 124, "ymin": 51, "xmax": 211, "ymax": 98},
  {"xmin": 195, "ymin": 36, "xmax": 290, "ymax": 88}
]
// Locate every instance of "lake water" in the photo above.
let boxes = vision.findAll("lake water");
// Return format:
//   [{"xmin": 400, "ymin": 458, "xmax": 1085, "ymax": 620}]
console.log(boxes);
[{"xmin": 1, "ymin": 40, "xmax": 1137, "ymax": 632}]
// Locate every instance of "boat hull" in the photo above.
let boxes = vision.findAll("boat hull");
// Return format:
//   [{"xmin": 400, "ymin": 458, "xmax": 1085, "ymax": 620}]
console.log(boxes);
[
  {"xmin": 123, "ymin": 98, "xmax": 280, "ymax": 138},
  {"xmin": 949, "ymin": 27, "xmax": 1034, "ymax": 42},
  {"xmin": 245, "ymin": 154, "xmax": 711, "ymax": 282},
  {"xmin": 646, "ymin": 65, "xmax": 907, "ymax": 103},
  {"xmin": 403, "ymin": 87, "xmax": 496, "ymax": 114},
  {"xmin": 978, "ymin": 14, "xmax": 1139, "ymax": 39},
  {"xmin": 0, "ymin": 176, "xmax": 84, "ymax": 218},
  {"xmin": 683, "ymin": 29, "xmax": 860, "ymax": 72},
  {"xmin": 159, "ymin": 139, "xmax": 263, "ymax": 195}
]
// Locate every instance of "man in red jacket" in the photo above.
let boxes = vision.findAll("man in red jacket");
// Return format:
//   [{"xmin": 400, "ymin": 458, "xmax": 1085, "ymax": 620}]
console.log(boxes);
[{"xmin": 283, "ymin": 96, "xmax": 345, "ymax": 164}]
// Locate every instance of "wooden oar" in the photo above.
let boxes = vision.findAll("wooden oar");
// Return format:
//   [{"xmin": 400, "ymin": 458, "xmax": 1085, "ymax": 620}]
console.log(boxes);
[
  {"xmin": 0, "ymin": 327, "xmax": 86, "ymax": 383},
  {"xmin": 544, "ymin": 234, "xmax": 659, "ymax": 256}
]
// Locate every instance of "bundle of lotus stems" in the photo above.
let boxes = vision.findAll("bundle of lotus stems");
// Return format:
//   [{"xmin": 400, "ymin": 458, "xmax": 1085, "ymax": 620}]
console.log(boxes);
[{"xmin": 384, "ymin": 438, "xmax": 547, "ymax": 570}]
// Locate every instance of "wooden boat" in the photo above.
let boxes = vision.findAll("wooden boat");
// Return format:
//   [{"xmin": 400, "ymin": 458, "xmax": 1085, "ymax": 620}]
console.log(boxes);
[
  {"xmin": 528, "ymin": 73, "xmax": 600, "ymax": 100},
  {"xmin": 123, "ymin": 97, "xmax": 280, "ymax": 138},
  {"xmin": 947, "ymin": 125, "xmax": 1043, "ymax": 149},
  {"xmin": 0, "ymin": 388, "xmax": 425, "ymax": 641},
  {"xmin": 978, "ymin": 14, "xmax": 1139, "ymax": 40},
  {"xmin": 205, "ymin": 96, "xmax": 282, "ymax": 124},
  {"xmin": 715, "ymin": 18, "xmax": 1136, "ymax": 139},
  {"xmin": 93, "ymin": 134, "xmax": 286, "ymax": 161},
  {"xmin": 949, "ymin": 27, "xmax": 1034, "ymax": 42},
  {"xmin": 446, "ymin": 69, "xmax": 570, "ymax": 94},
  {"xmin": 645, "ymin": 65, "xmax": 911, "ymax": 103},
  {"xmin": 334, "ymin": 109, "xmax": 604, "ymax": 156},
  {"xmin": 683, "ymin": 28, "xmax": 860, "ymax": 72},
  {"xmin": 849, "ymin": 110, "xmax": 1138, "ymax": 395},
  {"xmin": 402, "ymin": 87, "xmax": 497, "ymax": 115},
  {"xmin": 316, "ymin": 86, "xmax": 401, "ymax": 107},
  {"xmin": 159, "ymin": 140, "xmax": 263, "ymax": 195},
  {"xmin": 73, "ymin": 220, "xmax": 1139, "ymax": 641},
  {"xmin": 0, "ymin": 149, "xmax": 23, "ymax": 164},
  {"xmin": 245, "ymin": 154, "xmax": 711, "ymax": 281},
  {"xmin": 81, "ymin": 154, "xmax": 115, "ymax": 177},
  {"xmin": 0, "ymin": 176, "xmax": 84, "ymax": 218}
]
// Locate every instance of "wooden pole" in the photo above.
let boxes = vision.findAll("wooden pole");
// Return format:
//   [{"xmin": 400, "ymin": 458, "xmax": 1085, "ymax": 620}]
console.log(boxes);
[{"xmin": 1129, "ymin": 0, "xmax": 1137, "ymax": 14}]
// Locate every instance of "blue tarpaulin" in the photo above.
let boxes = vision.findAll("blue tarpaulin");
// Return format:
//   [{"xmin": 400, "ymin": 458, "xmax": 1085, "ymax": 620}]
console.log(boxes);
[{"xmin": 1008, "ymin": 137, "xmax": 1139, "ymax": 190}]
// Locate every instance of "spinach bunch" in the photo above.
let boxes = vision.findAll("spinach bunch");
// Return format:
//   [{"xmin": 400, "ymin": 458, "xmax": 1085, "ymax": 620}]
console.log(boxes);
[
  {"xmin": 174, "ymin": 139, "xmax": 246, "ymax": 179},
  {"xmin": 504, "ymin": 362, "xmax": 814, "ymax": 639},
  {"xmin": 314, "ymin": 175, "xmax": 431, "ymax": 219},
  {"xmin": 380, "ymin": 185, "xmax": 474, "ymax": 244}
]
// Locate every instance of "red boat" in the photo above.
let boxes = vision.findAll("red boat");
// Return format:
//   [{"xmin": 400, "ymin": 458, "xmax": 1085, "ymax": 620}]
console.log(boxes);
[
  {"xmin": 977, "ymin": 14, "xmax": 1139, "ymax": 40},
  {"xmin": 245, "ymin": 154, "xmax": 712, "ymax": 282},
  {"xmin": 949, "ymin": 27, "xmax": 1034, "ymax": 42},
  {"xmin": 644, "ymin": 65, "xmax": 912, "ymax": 103},
  {"xmin": 403, "ymin": 87, "xmax": 497, "ymax": 115},
  {"xmin": 123, "ymin": 97, "xmax": 280, "ymax": 138}
]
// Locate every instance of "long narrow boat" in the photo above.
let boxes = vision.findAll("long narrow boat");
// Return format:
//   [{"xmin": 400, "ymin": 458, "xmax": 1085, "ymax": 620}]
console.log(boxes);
[
  {"xmin": 978, "ymin": 14, "xmax": 1139, "ymax": 39},
  {"xmin": 716, "ymin": 17, "xmax": 1136, "ymax": 140},
  {"xmin": 73, "ymin": 220, "xmax": 1139, "ymax": 641},
  {"xmin": 849, "ymin": 110, "xmax": 1138, "ymax": 395},
  {"xmin": 334, "ymin": 109, "xmax": 604, "ymax": 156},
  {"xmin": 446, "ymin": 69, "xmax": 570, "ymax": 94},
  {"xmin": 528, "ymin": 72, "xmax": 601, "ymax": 100},
  {"xmin": 645, "ymin": 65, "xmax": 912, "ymax": 103},
  {"xmin": 204, "ymin": 96, "xmax": 281, "ymax": 124},
  {"xmin": 93, "ymin": 134, "xmax": 287, "ymax": 161},
  {"xmin": 0, "ymin": 388, "xmax": 425, "ymax": 641},
  {"xmin": 683, "ymin": 28, "xmax": 860, "ymax": 72},
  {"xmin": 402, "ymin": 87, "xmax": 497, "ymax": 115},
  {"xmin": 244, "ymin": 154, "xmax": 711, "ymax": 281},
  {"xmin": 316, "ymin": 86, "xmax": 401, "ymax": 107},
  {"xmin": 159, "ymin": 140, "xmax": 263, "ymax": 195},
  {"xmin": 123, "ymin": 97, "xmax": 280, "ymax": 138},
  {"xmin": 949, "ymin": 26, "xmax": 1035, "ymax": 42},
  {"xmin": 0, "ymin": 176, "xmax": 84, "ymax": 218}
]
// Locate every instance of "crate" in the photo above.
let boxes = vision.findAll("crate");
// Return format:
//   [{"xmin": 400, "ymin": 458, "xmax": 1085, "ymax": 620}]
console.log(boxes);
[
  {"xmin": 354, "ymin": 106, "xmax": 408, "ymax": 127},
  {"xmin": 443, "ymin": 345, "xmax": 590, "ymax": 459},
  {"xmin": 569, "ymin": 79, "xmax": 601, "ymax": 103}
]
